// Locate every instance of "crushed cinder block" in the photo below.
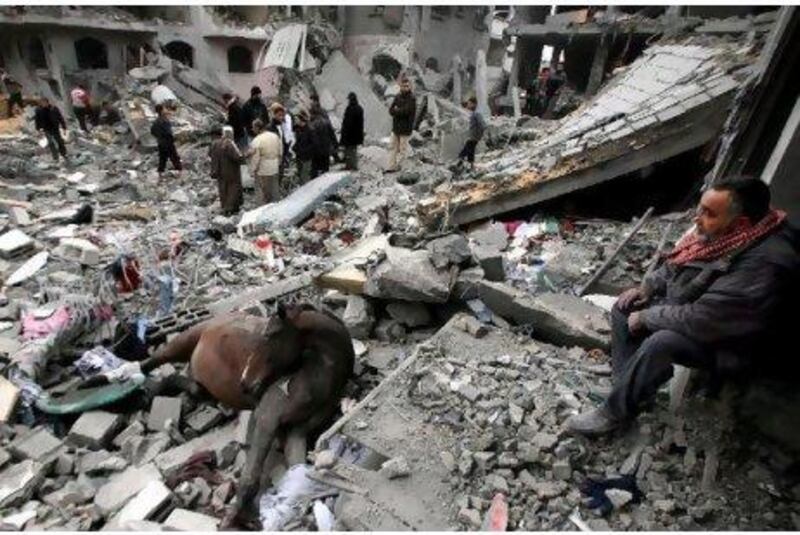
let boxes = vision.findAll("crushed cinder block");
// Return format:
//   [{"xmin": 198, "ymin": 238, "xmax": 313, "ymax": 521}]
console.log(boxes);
[
  {"xmin": 94, "ymin": 463, "xmax": 163, "ymax": 515},
  {"xmin": 42, "ymin": 476, "xmax": 95, "ymax": 508},
  {"xmin": 113, "ymin": 420, "xmax": 146, "ymax": 449},
  {"xmin": 107, "ymin": 480, "xmax": 174, "ymax": 529},
  {"xmin": 120, "ymin": 433, "xmax": 172, "ymax": 467},
  {"xmin": 147, "ymin": 396, "xmax": 182, "ymax": 432},
  {"xmin": 7, "ymin": 207, "xmax": 31, "ymax": 226},
  {"xmin": 185, "ymin": 406, "xmax": 223, "ymax": 434},
  {"xmin": 163, "ymin": 508, "xmax": 219, "ymax": 531},
  {"xmin": 0, "ymin": 229, "xmax": 34, "ymax": 259},
  {"xmin": 0, "ymin": 376, "xmax": 21, "ymax": 423},
  {"xmin": 154, "ymin": 422, "xmax": 237, "ymax": 478},
  {"xmin": 78, "ymin": 450, "xmax": 128, "ymax": 475},
  {"xmin": 68, "ymin": 411, "xmax": 124, "ymax": 449},
  {"xmin": 53, "ymin": 238, "xmax": 101, "ymax": 266},
  {"xmin": 8, "ymin": 427, "xmax": 63, "ymax": 462},
  {"xmin": 0, "ymin": 460, "xmax": 45, "ymax": 509},
  {"xmin": 343, "ymin": 295, "xmax": 375, "ymax": 339}
]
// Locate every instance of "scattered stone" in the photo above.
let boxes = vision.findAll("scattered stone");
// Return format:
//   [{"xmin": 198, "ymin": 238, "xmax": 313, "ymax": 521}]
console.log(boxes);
[
  {"xmin": 68, "ymin": 411, "xmax": 124, "ymax": 450},
  {"xmin": 458, "ymin": 507, "xmax": 482, "ymax": 528},
  {"xmin": 94, "ymin": 463, "xmax": 163, "ymax": 515},
  {"xmin": 54, "ymin": 452, "xmax": 74, "ymax": 476},
  {"xmin": 654, "ymin": 499, "xmax": 676, "ymax": 513},
  {"xmin": 211, "ymin": 480, "xmax": 233, "ymax": 509},
  {"xmin": 532, "ymin": 480, "xmax": 566, "ymax": 500},
  {"xmin": 78, "ymin": 450, "xmax": 129, "ymax": 475},
  {"xmin": 0, "ymin": 460, "xmax": 45, "ymax": 508},
  {"xmin": 364, "ymin": 246, "xmax": 453, "ymax": 303},
  {"xmin": 343, "ymin": 296, "xmax": 375, "ymax": 338},
  {"xmin": 552, "ymin": 459, "xmax": 572, "ymax": 481},
  {"xmin": 380, "ymin": 456, "xmax": 410, "ymax": 479},
  {"xmin": 163, "ymin": 508, "xmax": 219, "ymax": 531},
  {"xmin": 154, "ymin": 422, "xmax": 237, "ymax": 478},
  {"xmin": 314, "ymin": 450, "xmax": 337, "ymax": 470},
  {"xmin": 113, "ymin": 420, "xmax": 146, "ymax": 449},
  {"xmin": 508, "ymin": 403, "xmax": 525, "ymax": 425},
  {"xmin": 440, "ymin": 451, "xmax": 457, "ymax": 472},
  {"xmin": 147, "ymin": 396, "xmax": 182, "ymax": 432},
  {"xmin": 532, "ymin": 432, "xmax": 559, "ymax": 452},
  {"xmin": 186, "ymin": 406, "xmax": 223, "ymax": 433},
  {"xmin": 426, "ymin": 233, "xmax": 472, "ymax": 269},
  {"xmin": 486, "ymin": 473, "xmax": 509, "ymax": 493},
  {"xmin": 374, "ymin": 318, "xmax": 406, "ymax": 342},
  {"xmin": 43, "ymin": 477, "xmax": 95, "ymax": 508},
  {"xmin": 8, "ymin": 427, "xmax": 62, "ymax": 462},
  {"xmin": 605, "ymin": 488, "xmax": 634, "ymax": 509}
]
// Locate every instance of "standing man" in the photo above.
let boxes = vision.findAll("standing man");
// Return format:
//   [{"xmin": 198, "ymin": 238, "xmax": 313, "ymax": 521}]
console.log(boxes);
[
  {"xmin": 248, "ymin": 119, "xmax": 283, "ymax": 204},
  {"xmin": 34, "ymin": 97, "xmax": 68, "ymax": 163},
  {"xmin": 209, "ymin": 126, "xmax": 248, "ymax": 216},
  {"xmin": 241, "ymin": 86, "xmax": 267, "ymax": 139},
  {"xmin": 457, "ymin": 96, "xmax": 486, "ymax": 171},
  {"xmin": 1, "ymin": 69, "xmax": 23, "ymax": 119},
  {"xmin": 293, "ymin": 111, "xmax": 314, "ymax": 185},
  {"xmin": 386, "ymin": 77, "xmax": 416, "ymax": 173},
  {"xmin": 340, "ymin": 92, "xmax": 364, "ymax": 171},
  {"xmin": 223, "ymin": 93, "xmax": 247, "ymax": 150},
  {"xmin": 309, "ymin": 106, "xmax": 337, "ymax": 179},
  {"xmin": 150, "ymin": 104, "xmax": 182, "ymax": 176},
  {"xmin": 70, "ymin": 83, "xmax": 92, "ymax": 132}
]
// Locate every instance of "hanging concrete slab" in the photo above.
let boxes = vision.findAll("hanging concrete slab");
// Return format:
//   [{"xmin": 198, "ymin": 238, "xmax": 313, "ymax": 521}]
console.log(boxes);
[{"xmin": 259, "ymin": 23, "xmax": 306, "ymax": 69}]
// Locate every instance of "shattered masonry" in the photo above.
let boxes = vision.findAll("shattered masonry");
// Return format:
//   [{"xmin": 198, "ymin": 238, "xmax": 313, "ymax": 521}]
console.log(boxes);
[{"xmin": 0, "ymin": 3, "xmax": 798, "ymax": 533}]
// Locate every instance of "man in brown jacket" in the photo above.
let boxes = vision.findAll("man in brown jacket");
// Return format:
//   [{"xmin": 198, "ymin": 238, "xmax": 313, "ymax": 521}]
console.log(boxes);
[
  {"xmin": 209, "ymin": 126, "xmax": 247, "ymax": 216},
  {"xmin": 567, "ymin": 178, "xmax": 799, "ymax": 436}
]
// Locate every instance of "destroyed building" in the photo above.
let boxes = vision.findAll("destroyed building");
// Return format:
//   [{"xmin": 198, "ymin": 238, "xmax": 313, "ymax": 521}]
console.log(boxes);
[{"xmin": 0, "ymin": 3, "xmax": 799, "ymax": 532}]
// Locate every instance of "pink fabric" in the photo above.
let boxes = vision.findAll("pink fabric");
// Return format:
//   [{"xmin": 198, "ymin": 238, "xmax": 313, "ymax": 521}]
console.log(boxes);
[{"xmin": 22, "ymin": 307, "xmax": 71, "ymax": 340}]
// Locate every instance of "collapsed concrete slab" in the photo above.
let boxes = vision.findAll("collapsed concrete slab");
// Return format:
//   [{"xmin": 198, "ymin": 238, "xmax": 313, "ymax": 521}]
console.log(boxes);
[
  {"xmin": 315, "ymin": 235, "xmax": 390, "ymax": 294},
  {"xmin": 417, "ymin": 39, "xmax": 755, "ymax": 227},
  {"xmin": 313, "ymin": 50, "xmax": 392, "ymax": 139},
  {"xmin": 0, "ymin": 460, "xmax": 45, "ymax": 509},
  {"xmin": 94, "ymin": 463, "xmax": 163, "ymax": 516},
  {"xmin": 363, "ymin": 246, "xmax": 455, "ymax": 304},
  {"xmin": 477, "ymin": 281, "xmax": 610, "ymax": 350},
  {"xmin": 238, "ymin": 171, "xmax": 353, "ymax": 232}
]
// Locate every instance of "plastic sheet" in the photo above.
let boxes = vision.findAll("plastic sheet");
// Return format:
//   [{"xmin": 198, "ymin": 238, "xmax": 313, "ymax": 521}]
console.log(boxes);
[
  {"xmin": 74, "ymin": 346, "xmax": 128, "ymax": 379},
  {"xmin": 258, "ymin": 464, "xmax": 331, "ymax": 531}
]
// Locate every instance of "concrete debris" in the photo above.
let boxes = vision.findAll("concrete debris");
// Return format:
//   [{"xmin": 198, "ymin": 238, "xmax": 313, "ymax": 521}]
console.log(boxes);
[
  {"xmin": 0, "ymin": 5, "xmax": 793, "ymax": 532},
  {"xmin": 364, "ymin": 246, "xmax": 454, "ymax": 303},
  {"xmin": 68, "ymin": 411, "xmax": 124, "ymax": 450}
]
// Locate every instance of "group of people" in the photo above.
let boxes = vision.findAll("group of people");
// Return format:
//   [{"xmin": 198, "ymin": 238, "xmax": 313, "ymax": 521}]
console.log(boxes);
[{"xmin": 204, "ymin": 85, "xmax": 369, "ymax": 216}]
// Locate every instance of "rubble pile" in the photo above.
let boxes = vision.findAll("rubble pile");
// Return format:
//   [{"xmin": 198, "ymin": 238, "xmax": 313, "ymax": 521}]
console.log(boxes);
[{"xmin": 0, "ymin": 6, "xmax": 797, "ymax": 532}]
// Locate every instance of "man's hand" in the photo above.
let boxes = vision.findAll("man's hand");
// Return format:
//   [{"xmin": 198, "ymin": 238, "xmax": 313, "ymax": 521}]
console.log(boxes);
[
  {"xmin": 628, "ymin": 311, "xmax": 645, "ymax": 334},
  {"xmin": 617, "ymin": 287, "xmax": 648, "ymax": 312}
]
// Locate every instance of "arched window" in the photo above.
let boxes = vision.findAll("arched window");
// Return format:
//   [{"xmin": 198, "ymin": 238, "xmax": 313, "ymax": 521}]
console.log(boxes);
[
  {"xmin": 227, "ymin": 45, "xmax": 253, "ymax": 73},
  {"xmin": 28, "ymin": 37, "xmax": 48, "ymax": 69},
  {"xmin": 164, "ymin": 40, "xmax": 194, "ymax": 68},
  {"xmin": 75, "ymin": 37, "xmax": 109, "ymax": 69}
]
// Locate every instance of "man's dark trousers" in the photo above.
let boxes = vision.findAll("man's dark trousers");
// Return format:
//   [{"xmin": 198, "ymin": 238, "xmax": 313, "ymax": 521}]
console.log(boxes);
[
  {"xmin": 605, "ymin": 304, "xmax": 715, "ymax": 420},
  {"xmin": 44, "ymin": 129, "xmax": 67, "ymax": 160},
  {"xmin": 458, "ymin": 139, "xmax": 478, "ymax": 164},
  {"xmin": 157, "ymin": 142, "xmax": 182, "ymax": 173}
]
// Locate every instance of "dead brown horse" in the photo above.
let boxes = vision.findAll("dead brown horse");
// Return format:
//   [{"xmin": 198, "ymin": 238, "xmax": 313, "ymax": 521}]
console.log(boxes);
[{"xmin": 220, "ymin": 304, "xmax": 355, "ymax": 530}]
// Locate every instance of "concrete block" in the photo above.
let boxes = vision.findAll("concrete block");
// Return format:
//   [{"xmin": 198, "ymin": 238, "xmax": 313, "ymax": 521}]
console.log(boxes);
[
  {"xmin": 473, "ymin": 248, "xmax": 505, "ymax": 282},
  {"xmin": 8, "ymin": 427, "xmax": 63, "ymax": 462},
  {"xmin": 94, "ymin": 463, "xmax": 163, "ymax": 515},
  {"xmin": 0, "ymin": 376, "xmax": 20, "ymax": 423},
  {"xmin": 234, "ymin": 411, "xmax": 252, "ymax": 445},
  {"xmin": 108, "ymin": 480, "xmax": 173, "ymax": 528},
  {"xmin": 54, "ymin": 238, "xmax": 101, "ymax": 266},
  {"xmin": 426, "ymin": 233, "xmax": 471, "ymax": 269},
  {"xmin": 113, "ymin": 420, "xmax": 146, "ymax": 449},
  {"xmin": 239, "ymin": 171, "xmax": 353, "ymax": 232},
  {"xmin": 68, "ymin": 411, "xmax": 124, "ymax": 450},
  {"xmin": 0, "ymin": 460, "xmax": 45, "ymax": 509},
  {"xmin": 185, "ymin": 406, "xmax": 223, "ymax": 434},
  {"xmin": 385, "ymin": 301, "xmax": 431, "ymax": 328},
  {"xmin": 364, "ymin": 246, "xmax": 453, "ymax": 303},
  {"xmin": 147, "ymin": 396, "xmax": 182, "ymax": 432},
  {"xmin": 7, "ymin": 207, "xmax": 31, "ymax": 226},
  {"xmin": 163, "ymin": 508, "xmax": 219, "ymax": 531},
  {"xmin": 343, "ymin": 296, "xmax": 375, "ymax": 339},
  {"xmin": 477, "ymin": 281, "xmax": 610, "ymax": 350},
  {"xmin": 154, "ymin": 422, "xmax": 237, "ymax": 478},
  {"xmin": 0, "ymin": 230, "xmax": 33, "ymax": 259}
]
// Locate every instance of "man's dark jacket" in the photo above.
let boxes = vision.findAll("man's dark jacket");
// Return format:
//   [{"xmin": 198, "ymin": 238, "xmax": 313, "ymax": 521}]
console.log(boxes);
[
  {"xmin": 293, "ymin": 125, "xmax": 314, "ymax": 162},
  {"xmin": 340, "ymin": 102, "xmax": 364, "ymax": 146},
  {"xmin": 390, "ymin": 92, "xmax": 416, "ymax": 136},
  {"xmin": 241, "ymin": 96, "xmax": 267, "ymax": 136},
  {"xmin": 226, "ymin": 100, "xmax": 246, "ymax": 140},
  {"xmin": 35, "ymin": 106, "xmax": 66, "ymax": 133},
  {"xmin": 310, "ymin": 114, "xmax": 337, "ymax": 158},
  {"xmin": 150, "ymin": 116, "xmax": 175, "ymax": 148},
  {"xmin": 640, "ymin": 223, "xmax": 800, "ymax": 374}
]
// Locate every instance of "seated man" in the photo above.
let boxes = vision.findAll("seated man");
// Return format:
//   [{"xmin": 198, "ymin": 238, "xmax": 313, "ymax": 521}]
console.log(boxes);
[{"xmin": 567, "ymin": 177, "xmax": 799, "ymax": 436}]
